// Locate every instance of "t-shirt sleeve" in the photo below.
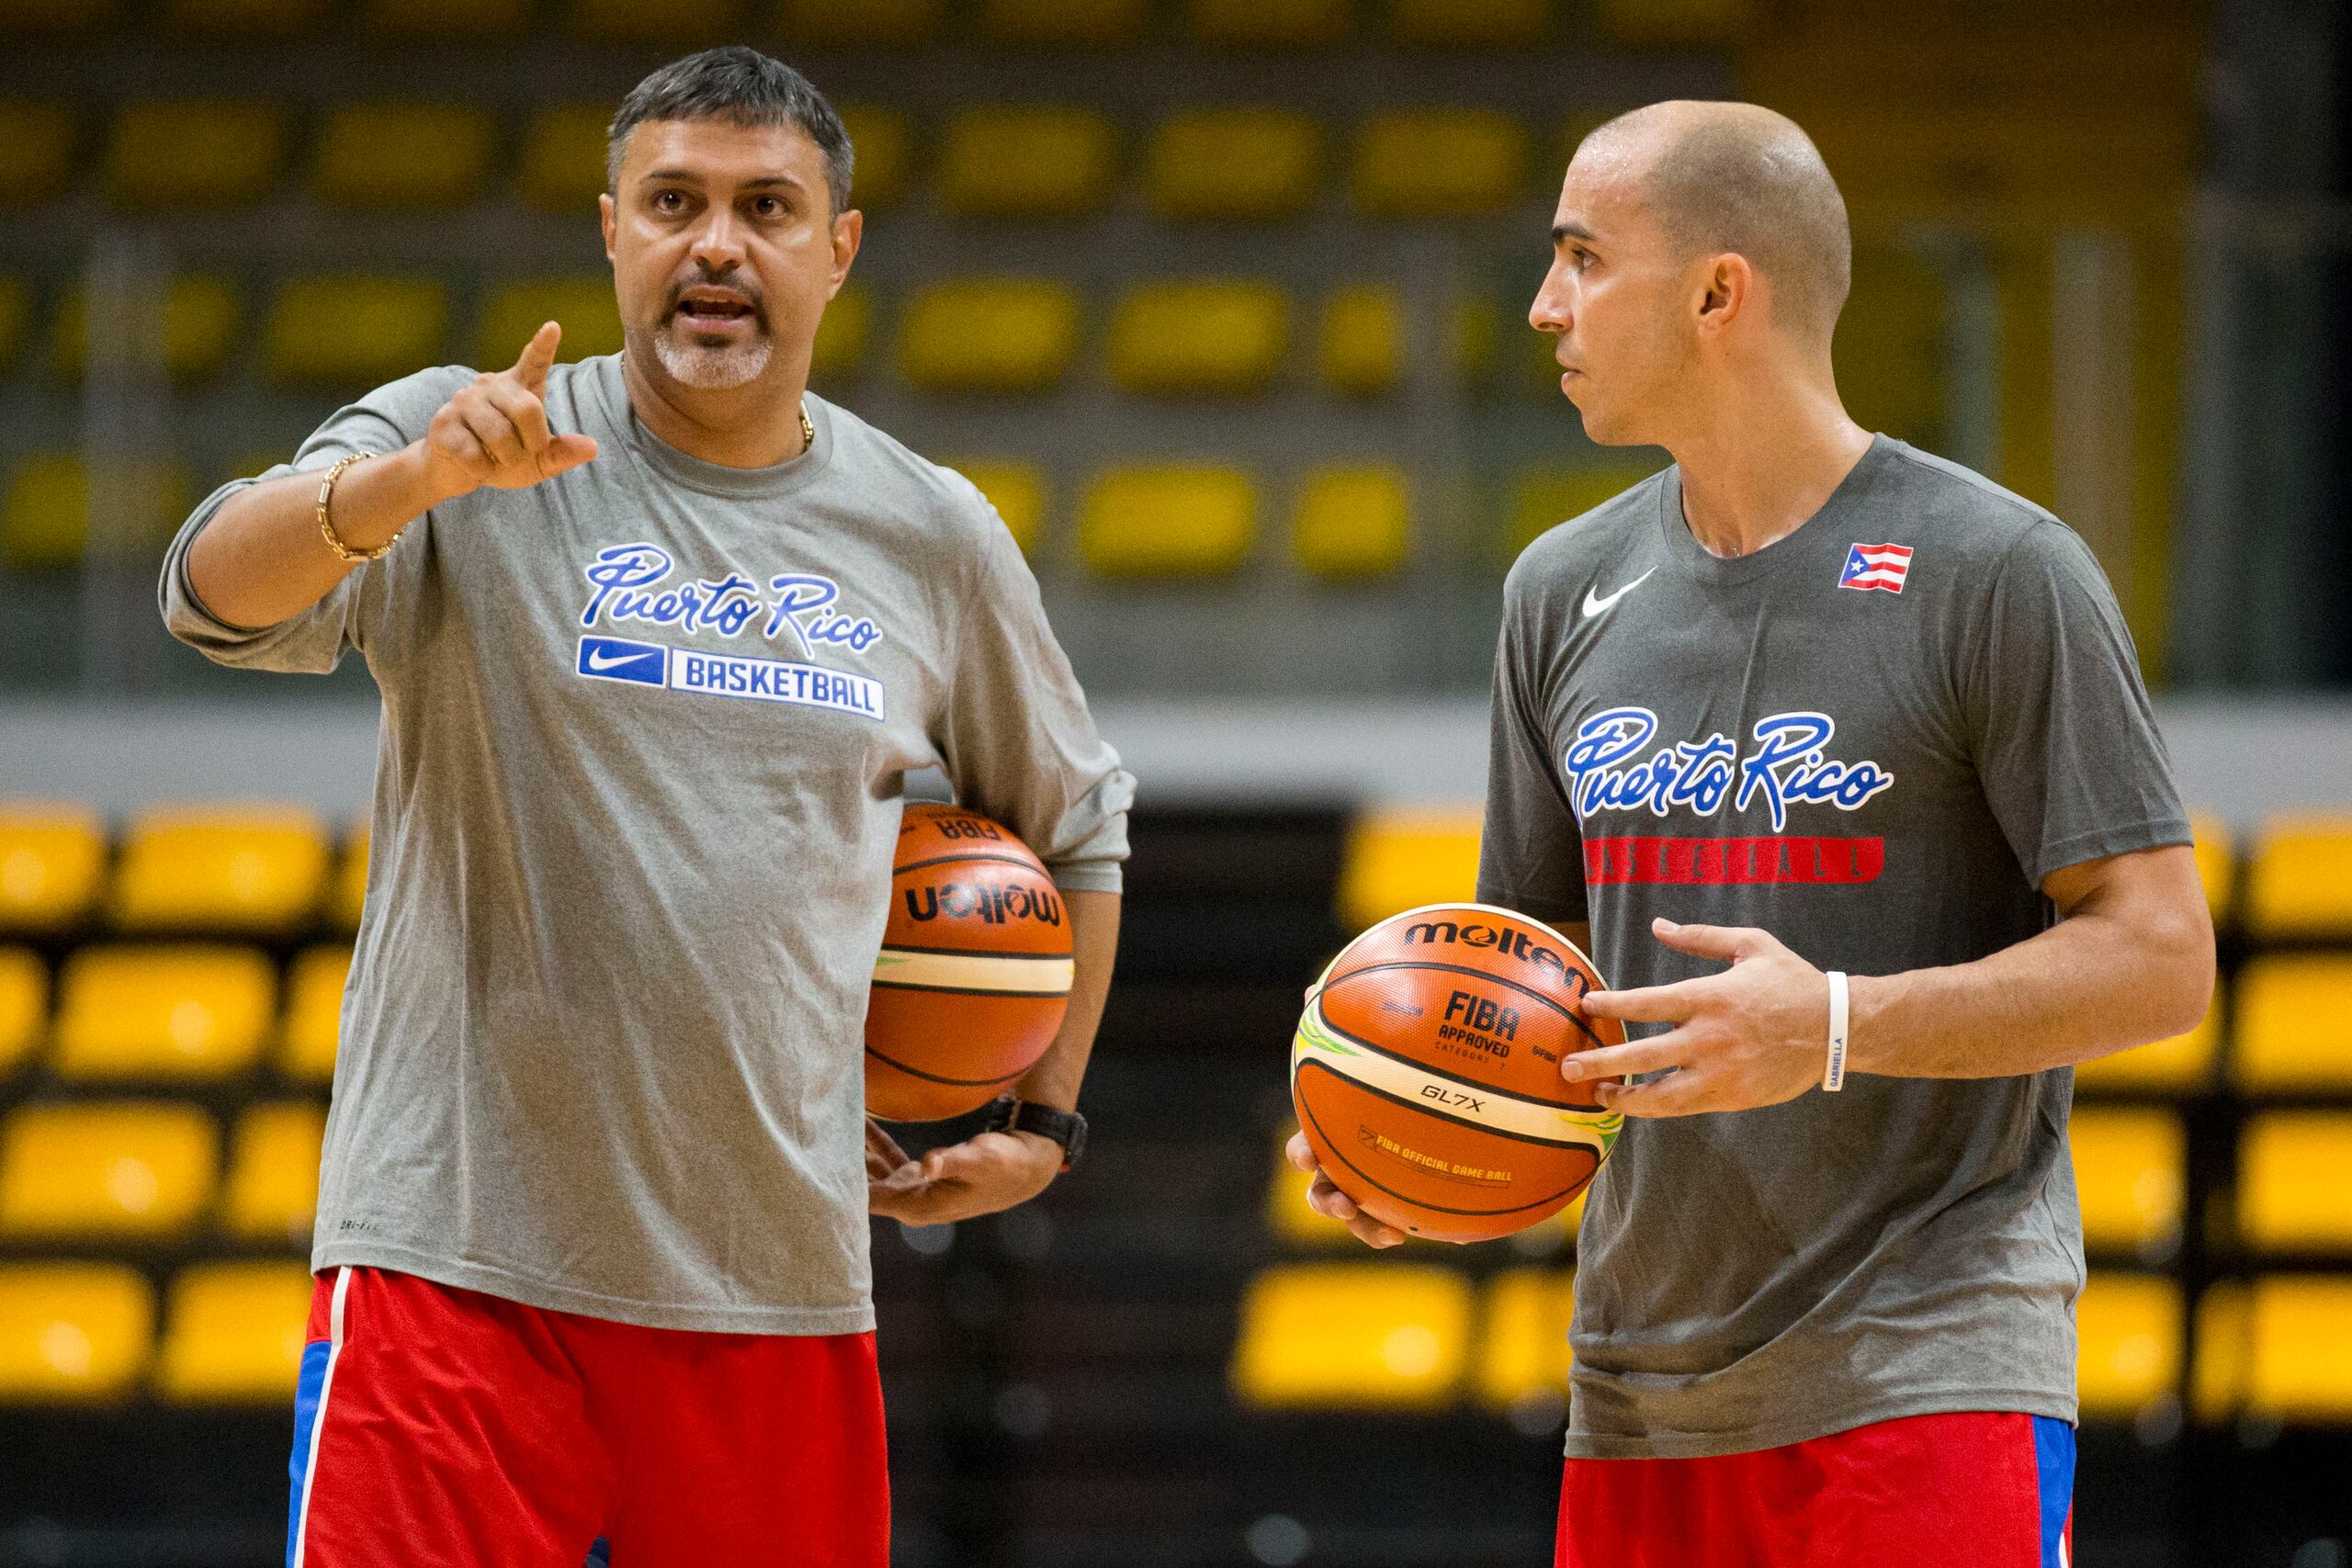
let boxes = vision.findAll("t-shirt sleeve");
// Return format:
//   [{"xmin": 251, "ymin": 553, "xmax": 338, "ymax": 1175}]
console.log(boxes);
[
  {"xmin": 1962, "ymin": 521, "xmax": 2193, "ymax": 885},
  {"xmin": 1475, "ymin": 581, "xmax": 1588, "ymax": 924},
  {"xmin": 938, "ymin": 502, "xmax": 1135, "ymax": 894},
  {"xmin": 158, "ymin": 367, "xmax": 467, "ymax": 674}
]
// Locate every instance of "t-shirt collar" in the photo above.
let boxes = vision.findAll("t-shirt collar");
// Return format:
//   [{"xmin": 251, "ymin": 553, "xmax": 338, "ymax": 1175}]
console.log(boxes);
[{"xmin": 1656, "ymin": 432, "xmax": 1898, "ymax": 588}]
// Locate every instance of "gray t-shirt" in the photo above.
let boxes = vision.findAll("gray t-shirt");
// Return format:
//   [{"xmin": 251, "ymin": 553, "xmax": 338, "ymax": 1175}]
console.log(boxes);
[
  {"xmin": 1476, "ymin": 434, "xmax": 2189, "ymax": 1459},
  {"xmin": 160, "ymin": 354, "xmax": 1134, "ymax": 1335}
]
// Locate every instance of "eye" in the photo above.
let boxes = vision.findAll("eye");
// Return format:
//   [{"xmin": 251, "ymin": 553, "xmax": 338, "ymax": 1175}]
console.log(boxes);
[
  {"xmin": 752, "ymin": 195, "xmax": 783, "ymax": 218},
  {"xmin": 652, "ymin": 189, "xmax": 685, "ymax": 213}
]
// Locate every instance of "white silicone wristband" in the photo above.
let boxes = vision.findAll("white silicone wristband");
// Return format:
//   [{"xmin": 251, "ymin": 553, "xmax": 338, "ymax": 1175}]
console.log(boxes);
[{"xmin": 1823, "ymin": 970, "xmax": 1849, "ymax": 1092}]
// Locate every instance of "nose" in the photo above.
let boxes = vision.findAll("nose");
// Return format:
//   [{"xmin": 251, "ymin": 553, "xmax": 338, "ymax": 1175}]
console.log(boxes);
[
  {"xmin": 1530, "ymin": 265, "xmax": 1572, "ymax": 335},
  {"xmin": 689, "ymin": 205, "xmax": 748, "ymax": 274}
]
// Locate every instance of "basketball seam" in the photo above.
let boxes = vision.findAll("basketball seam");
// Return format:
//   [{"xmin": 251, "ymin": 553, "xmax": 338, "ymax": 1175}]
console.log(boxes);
[
  {"xmin": 865, "ymin": 1043, "xmax": 1029, "ymax": 1089},
  {"xmin": 1297, "ymin": 1066, "xmax": 1596, "ymax": 1219},
  {"xmin": 870, "ymin": 980, "xmax": 1072, "ymax": 998},
  {"xmin": 875, "ymin": 939, "xmax": 1074, "ymax": 959},
  {"xmin": 1323, "ymin": 959, "xmax": 1608, "ymax": 1053},
  {"xmin": 1308, "ymin": 1001, "xmax": 1610, "ymax": 1113},
  {"xmin": 1294, "ymin": 1055, "xmax": 1610, "ymax": 1152},
  {"xmin": 893, "ymin": 851, "xmax": 1050, "ymax": 876}
]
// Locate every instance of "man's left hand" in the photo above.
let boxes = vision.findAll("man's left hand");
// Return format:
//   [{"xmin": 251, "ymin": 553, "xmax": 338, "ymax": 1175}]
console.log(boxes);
[
  {"xmin": 865, "ymin": 1119, "xmax": 1061, "ymax": 1225},
  {"xmin": 1566, "ymin": 918, "xmax": 1831, "ymax": 1118}
]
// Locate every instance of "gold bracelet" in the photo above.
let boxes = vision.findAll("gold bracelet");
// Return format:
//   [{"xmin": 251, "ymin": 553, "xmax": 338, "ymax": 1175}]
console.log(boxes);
[{"xmin": 315, "ymin": 453, "xmax": 397, "ymax": 563}]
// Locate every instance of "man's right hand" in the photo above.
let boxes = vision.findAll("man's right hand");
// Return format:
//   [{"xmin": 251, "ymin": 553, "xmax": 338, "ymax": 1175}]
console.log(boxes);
[
  {"xmin": 1285, "ymin": 1128, "xmax": 1406, "ymax": 1249},
  {"xmin": 420, "ymin": 321, "xmax": 599, "ymax": 505}
]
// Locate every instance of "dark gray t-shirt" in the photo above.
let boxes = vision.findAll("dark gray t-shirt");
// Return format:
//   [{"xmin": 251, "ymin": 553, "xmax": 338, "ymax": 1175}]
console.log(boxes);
[
  {"xmin": 161, "ymin": 355, "xmax": 1133, "ymax": 1334},
  {"xmin": 1476, "ymin": 435, "xmax": 2189, "ymax": 1459}
]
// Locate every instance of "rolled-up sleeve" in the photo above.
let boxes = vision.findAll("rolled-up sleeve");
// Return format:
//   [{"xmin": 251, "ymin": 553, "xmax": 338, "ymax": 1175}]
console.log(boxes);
[
  {"xmin": 937, "ymin": 504, "xmax": 1133, "ymax": 893},
  {"xmin": 158, "ymin": 367, "xmax": 466, "ymax": 673}
]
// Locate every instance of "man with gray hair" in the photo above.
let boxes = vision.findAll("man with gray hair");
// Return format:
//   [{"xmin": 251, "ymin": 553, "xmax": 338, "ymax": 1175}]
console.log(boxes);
[
  {"xmin": 1293, "ymin": 100, "xmax": 2212, "ymax": 1565},
  {"xmin": 160, "ymin": 46, "xmax": 1131, "ymax": 1567}
]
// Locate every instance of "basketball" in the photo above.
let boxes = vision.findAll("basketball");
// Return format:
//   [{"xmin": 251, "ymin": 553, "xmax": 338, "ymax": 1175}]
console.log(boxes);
[
  {"xmin": 1291, "ymin": 902, "xmax": 1625, "ymax": 1242},
  {"xmin": 865, "ymin": 804, "xmax": 1074, "ymax": 1122}
]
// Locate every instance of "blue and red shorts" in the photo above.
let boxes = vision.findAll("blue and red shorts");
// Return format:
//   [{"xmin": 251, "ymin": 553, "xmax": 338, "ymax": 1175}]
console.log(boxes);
[
  {"xmin": 284, "ymin": 1266, "xmax": 888, "ymax": 1568},
  {"xmin": 1556, "ymin": 1411, "xmax": 2075, "ymax": 1568}
]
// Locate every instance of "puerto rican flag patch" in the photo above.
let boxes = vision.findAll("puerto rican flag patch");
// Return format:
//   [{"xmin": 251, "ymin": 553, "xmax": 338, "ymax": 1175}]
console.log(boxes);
[{"xmin": 1838, "ymin": 542, "xmax": 1913, "ymax": 593}]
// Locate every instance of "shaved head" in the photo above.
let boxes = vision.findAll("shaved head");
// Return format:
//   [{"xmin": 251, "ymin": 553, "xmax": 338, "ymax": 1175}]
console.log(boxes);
[{"xmin": 1576, "ymin": 101, "xmax": 1850, "ymax": 339}]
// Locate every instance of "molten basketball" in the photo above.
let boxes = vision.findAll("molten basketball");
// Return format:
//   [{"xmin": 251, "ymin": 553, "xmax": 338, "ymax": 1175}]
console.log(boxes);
[
  {"xmin": 865, "ymin": 804, "xmax": 1073, "ymax": 1122},
  {"xmin": 1291, "ymin": 902, "xmax": 1624, "ymax": 1242}
]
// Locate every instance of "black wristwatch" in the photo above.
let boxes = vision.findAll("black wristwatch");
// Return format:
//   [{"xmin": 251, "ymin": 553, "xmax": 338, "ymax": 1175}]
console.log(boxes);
[{"xmin": 984, "ymin": 1095, "xmax": 1087, "ymax": 1173}]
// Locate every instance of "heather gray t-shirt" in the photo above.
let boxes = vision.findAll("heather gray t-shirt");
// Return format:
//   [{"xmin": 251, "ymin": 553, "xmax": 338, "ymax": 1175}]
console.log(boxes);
[
  {"xmin": 1476, "ymin": 435, "xmax": 2189, "ymax": 1459},
  {"xmin": 161, "ymin": 354, "xmax": 1134, "ymax": 1335}
]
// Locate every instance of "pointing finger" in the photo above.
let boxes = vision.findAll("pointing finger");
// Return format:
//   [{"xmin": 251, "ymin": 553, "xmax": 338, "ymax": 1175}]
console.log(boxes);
[
  {"xmin": 1648, "ymin": 918, "xmax": 1770, "ymax": 963},
  {"xmin": 481, "ymin": 378, "xmax": 553, "ymax": 457},
  {"xmin": 510, "ymin": 320, "xmax": 561, "ymax": 392}
]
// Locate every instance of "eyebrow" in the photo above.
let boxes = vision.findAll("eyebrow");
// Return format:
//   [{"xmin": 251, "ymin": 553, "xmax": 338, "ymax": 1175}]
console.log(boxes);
[
  {"xmin": 1552, "ymin": 221, "xmax": 1595, "ymax": 244},
  {"xmin": 641, "ymin": 169, "xmax": 807, "ymax": 193}
]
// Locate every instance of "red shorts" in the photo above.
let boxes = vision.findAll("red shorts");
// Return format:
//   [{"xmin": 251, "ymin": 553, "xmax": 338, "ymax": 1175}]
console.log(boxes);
[
  {"xmin": 285, "ymin": 1266, "xmax": 888, "ymax": 1568},
  {"xmin": 1556, "ymin": 1411, "xmax": 2075, "ymax": 1568}
]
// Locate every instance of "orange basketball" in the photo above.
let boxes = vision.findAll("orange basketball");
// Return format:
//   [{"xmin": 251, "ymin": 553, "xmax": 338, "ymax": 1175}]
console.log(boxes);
[
  {"xmin": 1291, "ymin": 902, "xmax": 1625, "ymax": 1242},
  {"xmin": 865, "ymin": 804, "xmax": 1073, "ymax": 1122}
]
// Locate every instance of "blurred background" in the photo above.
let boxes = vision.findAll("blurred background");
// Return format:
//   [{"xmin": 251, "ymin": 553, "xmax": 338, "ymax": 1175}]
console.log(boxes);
[{"xmin": 2, "ymin": 0, "xmax": 2351, "ymax": 1563}]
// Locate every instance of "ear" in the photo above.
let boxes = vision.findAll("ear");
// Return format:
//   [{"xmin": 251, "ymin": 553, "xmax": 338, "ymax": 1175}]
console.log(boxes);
[
  {"xmin": 599, "ymin": 192, "xmax": 617, "ymax": 265},
  {"xmin": 1694, "ymin": 252, "xmax": 1754, "ymax": 335},
  {"xmin": 829, "ymin": 207, "xmax": 865, "ymax": 293}
]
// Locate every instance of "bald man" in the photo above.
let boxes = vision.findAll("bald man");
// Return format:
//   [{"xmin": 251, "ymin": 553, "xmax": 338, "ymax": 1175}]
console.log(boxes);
[{"xmin": 1290, "ymin": 102, "xmax": 2212, "ymax": 1567}]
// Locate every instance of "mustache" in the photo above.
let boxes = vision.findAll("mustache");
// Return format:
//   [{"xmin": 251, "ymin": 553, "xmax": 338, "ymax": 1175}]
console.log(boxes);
[{"xmin": 662, "ymin": 272, "xmax": 768, "ymax": 329}]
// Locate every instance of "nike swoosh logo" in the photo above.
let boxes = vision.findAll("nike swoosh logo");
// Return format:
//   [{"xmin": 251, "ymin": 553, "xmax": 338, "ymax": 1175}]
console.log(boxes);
[
  {"xmin": 586, "ymin": 648, "xmax": 659, "ymax": 671},
  {"xmin": 1580, "ymin": 567, "xmax": 1655, "ymax": 619}
]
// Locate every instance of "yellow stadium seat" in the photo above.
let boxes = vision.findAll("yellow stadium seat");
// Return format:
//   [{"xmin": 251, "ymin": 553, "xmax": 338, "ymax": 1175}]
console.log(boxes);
[
  {"xmin": 156, "ymin": 1262, "xmax": 312, "ymax": 1404},
  {"xmin": 776, "ymin": 0, "xmax": 940, "ymax": 44},
  {"xmin": 2239, "ymin": 1113, "xmax": 2352, "ymax": 1254},
  {"xmin": 330, "ymin": 826, "xmax": 368, "ymax": 932},
  {"xmin": 282, "ymin": 944, "xmax": 350, "ymax": 1085},
  {"xmin": 476, "ymin": 277, "xmax": 624, "ymax": 368},
  {"xmin": 838, "ymin": 106, "xmax": 912, "ymax": 210},
  {"xmin": 1476, "ymin": 1269, "xmax": 1575, "ymax": 1411},
  {"xmin": 574, "ymin": 0, "xmax": 739, "ymax": 41},
  {"xmin": 313, "ymin": 103, "xmax": 495, "ymax": 209},
  {"xmin": 1337, "ymin": 805, "xmax": 1483, "ymax": 931},
  {"xmin": 2075, "ymin": 1271, "xmax": 2178, "ymax": 1419},
  {"xmin": 1835, "ymin": 243, "xmax": 1946, "ymax": 453},
  {"xmin": 52, "ymin": 945, "xmax": 274, "ymax": 1082},
  {"xmin": 1233, "ymin": 1263, "xmax": 1472, "ymax": 1408},
  {"xmin": 364, "ymin": 0, "xmax": 529, "ymax": 36},
  {"xmin": 1352, "ymin": 111, "xmax": 1529, "ymax": 217},
  {"xmin": 517, "ymin": 105, "xmax": 609, "ymax": 212},
  {"xmin": 161, "ymin": 0, "xmax": 329, "ymax": 31},
  {"xmin": 0, "ymin": 276, "xmax": 25, "ymax": 366},
  {"xmin": 51, "ymin": 275, "xmax": 242, "ymax": 382},
  {"xmin": 1145, "ymin": 109, "xmax": 1322, "ymax": 220},
  {"xmin": 0, "ymin": 101, "xmax": 77, "ymax": 204},
  {"xmin": 1295, "ymin": 467, "xmax": 1409, "ymax": 580},
  {"xmin": 0, "ymin": 0, "xmax": 116, "ymax": 31},
  {"xmin": 1451, "ymin": 292, "xmax": 1505, "ymax": 383},
  {"xmin": 1184, "ymin": 0, "xmax": 1349, "ymax": 45},
  {"xmin": 809, "ymin": 281, "xmax": 870, "ymax": 383},
  {"xmin": 945, "ymin": 460, "xmax": 1047, "ymax": 556},
  {"xmin": 2196, "ymin": 1277, "xmax": 2352, "ymax": 1422},
  {"xmin": 2074, "ymin": 998, "xmax": 2218, "ymax": 1096},
  {"xmin": 0, "ymin": 1265, "xmax": 152, "ymax": 1403},
  {"xmin": 1, "ymin": 454, "xmax": 194, "ymax": 570},
  {"xmin": 2245, "ymin": 814, "xmax": 2352, "ymax": 939},
  {"xmin": 0, "ymin": 1101, "xmax": 217, "ymax": 1238},
  {"xmin": 2234, "ymin": 957, "xmax": 2352, "ymax": 1092},
  {"xmin": 981, "ymin": 0, "xmax": 1146, "ymax": 44},
  {"xmin": 1591, "ymin": 0, "xmax": 1754, "ymax": 47},
  {"xmin": 221, "ymin": 1102, "xmax": 324, "ymax": 1244},
  {"xmin": 1079, "ymin": 467, "xmax": 1256, "ymax": 579},
  {"xmin": 898, "ymin": 280, "xmax": 1080, "ymax": 394},
  {"xmin": 2068, "ymin": 1108, "xmax": 2182, "ymax": 1258},
  {"xmin": 2189, "ymin": 809, "xmax": 2233, "ymax": 921},
  {"xmin": 934, "ymin": 107, "xmax": 1119, "ymax": 219},
  {"xmin": 105, "ymin": 101, "xmax": 287, "ymax": 209},
  {"xmin": 110, "ymin": 805, "xmax": 329, "ymax": 934},
  {"xmin": 1107, "ymin": 281, "xmax": 1288, "ymax": 397},
  {"xmin": 0, "ymin": 802, "xmax": 105, "ymax": 931},
  {"xmin": 0, "ymin": 948, "xmax": 46, "ymax": 1076},
  {"xmin": 1319, "ymin": 285, "xmax": 1402, "ymax": 398},
  {"xmin": 1508, "ymin": 462, "xmax": 1666, "ymax": 557},
  {"xmin": 1387, "ymin": 0, "xmax": 1550, "ymax": 47},
  {"xmin": 264, "ymin": 276, "xmax": 448, "ymax": 389}
]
